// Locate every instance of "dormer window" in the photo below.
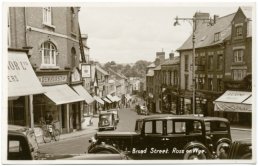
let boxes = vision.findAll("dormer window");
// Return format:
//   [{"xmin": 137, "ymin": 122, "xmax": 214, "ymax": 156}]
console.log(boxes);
[{"xmin": 214, "ymin": 32, "xmax": 220, "ymax": 42}]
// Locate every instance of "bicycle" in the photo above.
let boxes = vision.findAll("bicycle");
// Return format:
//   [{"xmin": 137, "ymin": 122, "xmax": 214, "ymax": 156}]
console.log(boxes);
[{"xmin": 41, "ymin": 121, "xmax": 60, "ymax": 143}]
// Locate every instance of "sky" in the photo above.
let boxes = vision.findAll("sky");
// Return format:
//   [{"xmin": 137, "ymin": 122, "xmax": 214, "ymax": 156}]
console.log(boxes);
[{"xmin": 78, "ymin": 2, "xmax": 253, "ymax": 64}]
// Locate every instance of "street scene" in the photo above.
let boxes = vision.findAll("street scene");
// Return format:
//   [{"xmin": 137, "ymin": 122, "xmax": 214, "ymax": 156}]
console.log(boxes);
[{"xmin": 5, "ymin": 2, "xmax": 254, "ymax": 163}]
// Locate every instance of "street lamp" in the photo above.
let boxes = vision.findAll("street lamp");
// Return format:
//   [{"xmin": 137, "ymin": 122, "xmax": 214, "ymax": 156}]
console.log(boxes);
[{"xmin": 174, "ymin": 13, "xmax": 216, "ymax": 114}]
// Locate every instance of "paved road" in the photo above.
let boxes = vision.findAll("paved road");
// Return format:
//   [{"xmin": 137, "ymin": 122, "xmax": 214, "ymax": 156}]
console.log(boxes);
[{"xmin": 39, "ymin": 107, "xmax": 252, "ymax": 155}]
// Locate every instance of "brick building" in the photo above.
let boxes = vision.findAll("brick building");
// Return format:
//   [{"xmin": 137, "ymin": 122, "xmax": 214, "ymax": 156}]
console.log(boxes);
[{"xmin": 8, "ymin": 7, "xmax": 94, "ymax": 133}]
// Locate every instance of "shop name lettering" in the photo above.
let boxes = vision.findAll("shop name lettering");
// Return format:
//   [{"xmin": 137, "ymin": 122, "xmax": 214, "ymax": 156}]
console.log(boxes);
[
  {"xmin": 38, "ymin": 75, "xmax": 67, "ymax": 84},
  {"xmin": 8, "ymin": 61, "xmax": 29, "ymax": 82},
  {"xmin": 132, "ymin": 147, "xmax": 205, "ymax": 155}
]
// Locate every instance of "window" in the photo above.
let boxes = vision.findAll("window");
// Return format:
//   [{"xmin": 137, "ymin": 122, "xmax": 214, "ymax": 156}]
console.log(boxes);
[
  {"xmin": 167, "ymin": 120, "xmax": 173, "ymax": 134},
  {"xmin": 217, "ymin": 54, "xmax": 223, "ymax": 70},
  {"xmin": 174, "ymin": 121, "xmax": 186, "ymax": 133},
  {"xmin": 185, "ymin": 55, "xmax": 189, "ymax": 71},
  {"xmin": 185, "ymin": 75, "xmax": 188, "ymax": 90},
  {"xmin": 71, "ymin": 47, "xmax": 77, "ymax": 67},
  {"xmin": 41, "ymin": 41, "xmax": 57, "ymax": 66},
  {"xmin": 232, "ymin": 70, "xmax": 246, "ymax": 81},
  {"xmin": 144, "ymin": 121, "xmax": 163, "ymax": 135},
  {"xmin": 43, "ymin": 7, "xmax": 52, "ymax": 25},
  {"xmin": 71, "ymin": 7, "xmax": 76, "ymax": 32},
  {"xmin": 233, "ymin": 49, "xmax": 244, "ymax": 63},
  {"xmin": 170, "ymin": 71, "xmax": 174, "ymax": 85},
  {"xmin": 236, "ymin": 26, "xmax": 243, "ymax": 36},
  {"xmin": 217, "ymin": 79, "xmax": 223, "ymax": 92},
  {"xmin": 214, "ymin": 32, "xmax": 220, "ymax": 42},
  {"xmin": 208, "ymin": 78, "xmax": 213, "ymax": 91},
  {"xmin": 174, "ymin": 71, "xmax": 178, "ymax": 85},
  {"xmin": 208, "ymin": 56, "xmax": 213, "ymax": 70}
]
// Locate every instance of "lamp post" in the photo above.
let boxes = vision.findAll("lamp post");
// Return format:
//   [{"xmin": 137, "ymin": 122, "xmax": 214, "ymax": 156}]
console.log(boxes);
[{"xmin": 174, "ymin": 14, "xmax": 216, "ymax": 114}]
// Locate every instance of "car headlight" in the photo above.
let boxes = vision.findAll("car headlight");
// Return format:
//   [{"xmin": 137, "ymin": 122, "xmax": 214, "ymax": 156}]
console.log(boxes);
[{"xmin": 89, "ymin": 136, "xmax": 97, "ymax": 144}]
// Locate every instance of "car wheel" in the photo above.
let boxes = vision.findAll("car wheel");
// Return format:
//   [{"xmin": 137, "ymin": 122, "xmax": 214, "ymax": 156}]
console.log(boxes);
[
  {"xmin": 183, "ymin": 147, "xmax": 208, "ymax": 160},
  {"xmin": 217, "ymin": 142, "xmax": 231, "ymax": 159}
]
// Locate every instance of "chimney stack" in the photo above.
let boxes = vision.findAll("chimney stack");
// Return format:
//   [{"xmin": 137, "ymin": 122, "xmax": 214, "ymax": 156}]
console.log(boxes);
[
  {"xmin": 169, "ymin": 52, "xmax": 174, "ymax": 60},
  {"xmin": 81, "ymin": 34, "xmax": 88, "ymax": 46},
  {"xmin": 156, "ymin": 51, "xmax": 165, "ymax": 64}
]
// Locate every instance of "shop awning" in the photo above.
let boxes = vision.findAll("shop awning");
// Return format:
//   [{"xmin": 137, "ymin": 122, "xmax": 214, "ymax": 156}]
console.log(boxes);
[
  {"xmin": 93, "ymin": 96, "xmax": 105, "ymax": 105},
  {"xmin": 72, "ymin": 85, "xmax": 95, "ymax": 104},
  {"xmin": 103, "ymin": 97, "xmax": 112, "ymax": 103},
  {"xmin": 43, "ymin": 84, "xmax": 84, "ymax": 105},
  {"xmin": 107, "ymin": 94, "xmax": 116, "ymax": 102},
  {"xmin": 8, "ymin": 50, "xmax": 44, "ymax": 98},
  {"xmin": 214, "ymin": 91, "xmax": 252, "ymax": 113}
]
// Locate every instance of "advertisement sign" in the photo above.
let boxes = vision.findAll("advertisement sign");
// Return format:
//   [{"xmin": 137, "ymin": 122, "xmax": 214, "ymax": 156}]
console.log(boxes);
[{"xmin": 81, "ymin": 64, "xmax": 91, "ymax": 78}]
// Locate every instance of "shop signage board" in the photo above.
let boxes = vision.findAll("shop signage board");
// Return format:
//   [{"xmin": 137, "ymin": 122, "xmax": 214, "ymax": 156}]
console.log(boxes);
[
  {"xmin": 8, "ymin": 50, "xmax": 44, "ymax": 97},
  {"xmin": 81, "ymin": 63, "xmax": 91, "ymax": 78},
  {"xmin": 38, "ymin": 75, "xmax": 68, "ymax": 86},
  {"xmin": 71, "ymin": 68, "xmax": 81, "ymax": 83}
]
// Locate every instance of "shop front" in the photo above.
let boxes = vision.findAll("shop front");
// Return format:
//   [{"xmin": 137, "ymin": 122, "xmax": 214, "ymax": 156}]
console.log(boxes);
[
  {"xmin": 214, "ymin": 90, "xmax": 252, "ymax": 125},
  {"xmin": 8, "ymin": 49, "xmax": 44, "ymax": 128}
]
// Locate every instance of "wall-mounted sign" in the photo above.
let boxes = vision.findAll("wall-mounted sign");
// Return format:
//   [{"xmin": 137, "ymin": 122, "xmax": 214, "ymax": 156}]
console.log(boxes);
[
  {"xmin": 81, "ymin": 64, "xmax": 91, "ymax": 78},
  {"xmin": 71, "ymin": 68, "xmax": 81, "ymax": 83},
  {"xmin": 38, "ymin": 75, "xmax": 68, "ymax": 85}
]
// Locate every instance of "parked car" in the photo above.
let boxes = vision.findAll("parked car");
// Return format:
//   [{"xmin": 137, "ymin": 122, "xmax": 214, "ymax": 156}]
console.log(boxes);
[
  {"xmin": 107, "ymin": 109, "xmax": 120, "ymax": 124},
  {"xmin": 98, "ymin": 111, "xmax": 117, "ymax": 131},
  {"xmin": 227, "ymin": 139, "xmax": 252, "ymax": 159},
  {"xmin": 7, "ymin": 125, "xmax": 127, "ymax": 160},
  {"xmin": 88, "ymin": 115, "xmax": 231, "ymax": 160}
]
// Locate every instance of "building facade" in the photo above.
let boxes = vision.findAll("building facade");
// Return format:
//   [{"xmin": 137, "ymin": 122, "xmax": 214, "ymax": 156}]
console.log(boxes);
[{"xmin": 8, "ymin": 7, "xmax": 90, "ymax": 134}]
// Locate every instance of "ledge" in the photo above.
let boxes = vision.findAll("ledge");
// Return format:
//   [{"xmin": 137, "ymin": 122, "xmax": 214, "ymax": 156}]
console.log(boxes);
[{"xmin": 43, "ymin": 22, "xmax": 56, "ymax": 30}]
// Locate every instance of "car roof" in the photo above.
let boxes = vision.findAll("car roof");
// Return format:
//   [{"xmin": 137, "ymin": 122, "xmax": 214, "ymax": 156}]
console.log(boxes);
[
  {"xmin": 136, "ymin": 114, "xmax": 229, "ymax": 122},
  {"xmin": 8, "ymin": 125, "xmax": 28, "ymax": 132}
]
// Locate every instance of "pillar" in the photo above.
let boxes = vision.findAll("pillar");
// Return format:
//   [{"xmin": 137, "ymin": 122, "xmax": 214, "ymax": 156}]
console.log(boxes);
[
  {"xmin": 66, "ymin": 104, "xmax": 70, "ymax": 133},
  {"xmin": 29, "ymin": 95, "xmax": 34, "ymax": 129}
]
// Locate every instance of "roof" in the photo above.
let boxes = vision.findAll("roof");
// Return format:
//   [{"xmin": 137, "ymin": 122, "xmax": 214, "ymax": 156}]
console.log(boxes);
[
  {"xmin": 96, "ymin": 65, "xmax": 109, "ymax": 76},
  {"xmin": 153, "ymin": 65, "xmax": 161, "ymax": 71},
  {"xmin": 177, "ymin": 13, "xmax": 235, "ymax": 51},
  {"xmin": 161, "ymin": 56, "xmax": 180, "ymax": 66},
  {"xmin": 147, "ymin": 63, "xmax": 155, "ymax": 68},
  {"xmin": 108, "ymin": 68, "xmax": 127, "ymax": 80},
  {"xmin": 146, "ymin": 68, "xmax": 154, "ymax": 76},
  {"xmin": 240, "ymin": 6, "xmax": 252, "ymax": 19}
]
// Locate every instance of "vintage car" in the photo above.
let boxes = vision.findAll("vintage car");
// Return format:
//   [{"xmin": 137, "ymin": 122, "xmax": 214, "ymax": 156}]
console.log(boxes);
[
  {"xmin": 227, "ymin": 139, "xmax": 252, "ymax": 159},
  {"xmin": 98, "ymin": 111, "xmax": 117, "ymax": 131},
  {"xmin": 88, "ymin": 115, "xmax": 231, "ymax": 160},
  {"xmin": 107, "ymin": 109, "xmax": 120, "ymax": 124},
  {"xmin": 7, "ymin": 125, "xmax": 127, "ymax": 160}
]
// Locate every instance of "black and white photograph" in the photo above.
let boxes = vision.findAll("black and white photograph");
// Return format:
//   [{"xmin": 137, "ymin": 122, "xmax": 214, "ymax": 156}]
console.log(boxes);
[{"xmin": 2, "ymin": 1, "xmax": 256, "ymax": 164}]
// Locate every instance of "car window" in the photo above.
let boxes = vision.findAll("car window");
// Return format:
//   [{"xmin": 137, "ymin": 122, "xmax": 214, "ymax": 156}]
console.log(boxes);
[
  {"xmin": 188, "ymin": 121, "xmax": 202, "ymax": 135},
  {"xmin": 205, "ymin": 121, "xmax": 228, "ymax": 132},
  {"xmin": 9, "ymin": 140, "xmax": 21, "ymax": 153},
  {"xmin": 174, "ymin": 121, "xmax": 186, "ymax": 134},
  {"xmin": 155, "ymin": 121, "xmax": 162, "ymax": 134},
  {"xmin": 167, "ymin": 120, "xmax": 173, "ymax": 134},
  {"xmin": 144, "ymin": 120, "xmax": 163, "ymax": 135},
  {"xmin": 145, "ymin": 121, "xmax": 152, "ymax": 134}
]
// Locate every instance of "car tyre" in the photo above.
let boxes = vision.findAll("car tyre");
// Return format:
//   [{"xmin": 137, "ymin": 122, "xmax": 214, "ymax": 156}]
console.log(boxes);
[{"xmin": 216, "ymin": 141, "xmax": 231, "ymax": 159}]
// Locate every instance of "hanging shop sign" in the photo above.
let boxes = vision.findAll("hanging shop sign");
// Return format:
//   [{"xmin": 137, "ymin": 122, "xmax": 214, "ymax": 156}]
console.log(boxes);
[{"xmin": 81, "ymin": 63, "xmax": 91, "ymax": 78}]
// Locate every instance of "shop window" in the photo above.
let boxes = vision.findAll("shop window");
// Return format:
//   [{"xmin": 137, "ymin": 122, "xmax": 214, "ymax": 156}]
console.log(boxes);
[
  {"xmin": 217, "ymin": 54, "xmax": 223, "ymax": 70},
  {"xmin": 43, "ymin": 7, "xmax": 52, "ymax": 25},
  {"xmin": 233, "ymin": 49, "xmax": 244, "ymax": 63},
  {"xmin": 41, "ymin": 41, "xmax": 58, "ymax": 67}
]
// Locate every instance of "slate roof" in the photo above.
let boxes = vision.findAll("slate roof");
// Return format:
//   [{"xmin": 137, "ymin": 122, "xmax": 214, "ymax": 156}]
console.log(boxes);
[
  {"xmin": 177, "ymin": 13, "xmax": 235, "ymax": 51},
  {"xmin": 96, "ymin": 65, "xmax": 109, "ymax": 76},
  {"xmin": 161, "ymin": 56, "xmax": 180, "ymax": 66},
  {"xmin": 153, "ymin": 65, "xmax": 161, "ymax": 71},
  {"xmin": 147, "ymin": 63, "xmax": 155, "ymax": 68},
  {"xmin": 146, "ymin": 69, "xmax": 154, "ymax": 77}
]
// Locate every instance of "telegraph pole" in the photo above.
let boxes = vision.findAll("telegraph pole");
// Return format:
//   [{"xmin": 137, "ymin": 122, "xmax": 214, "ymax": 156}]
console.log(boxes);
[{"xmin": 174, "ymin": 14, "xmax": 215, "ymax": 114}]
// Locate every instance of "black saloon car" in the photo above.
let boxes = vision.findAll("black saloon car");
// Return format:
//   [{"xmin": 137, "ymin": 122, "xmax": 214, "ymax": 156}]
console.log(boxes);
[{"xmin": 88, "ymin": 115, "xmax": 231, "ymax": 160}]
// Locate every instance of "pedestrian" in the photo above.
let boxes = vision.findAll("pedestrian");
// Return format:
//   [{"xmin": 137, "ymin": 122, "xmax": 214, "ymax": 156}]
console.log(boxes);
[{"xmin": 45, "ymin": 111, "xmax": 53, "ymax": 125}]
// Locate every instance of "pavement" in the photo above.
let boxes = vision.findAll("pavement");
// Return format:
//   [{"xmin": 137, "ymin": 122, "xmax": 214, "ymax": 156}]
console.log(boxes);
[{"xmin": 59, "ymin": 116, "xmax": 99, "ymax": 141}]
